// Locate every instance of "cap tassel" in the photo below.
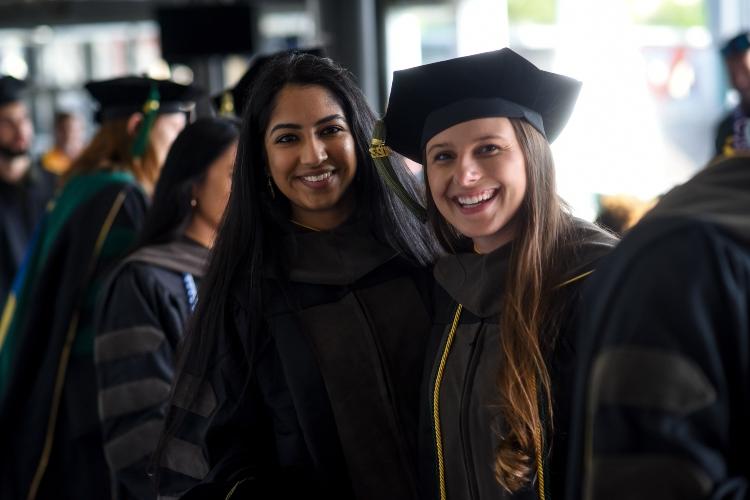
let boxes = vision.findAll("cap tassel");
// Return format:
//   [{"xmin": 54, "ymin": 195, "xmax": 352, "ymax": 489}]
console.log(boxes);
[
  {"xmin": 369, "ymin": 120, "xmax": 427, "ymax": 222},
  {"xmin": 219, "ymin": 91, "xmax": 235, "ymax": 117},
  {"xmin": 131, "ymin": 84, "xmax": 161, "ymax": 160}
]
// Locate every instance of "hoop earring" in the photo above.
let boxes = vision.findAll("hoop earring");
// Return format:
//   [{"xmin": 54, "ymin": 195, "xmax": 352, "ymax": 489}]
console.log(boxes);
[
  {"xmin": 266, "ymin": 175, "xmax": 276, "ymax": 199},
  {"xmin": 190, "ymin": 198, "xmax": 197, "ymax": 208}
]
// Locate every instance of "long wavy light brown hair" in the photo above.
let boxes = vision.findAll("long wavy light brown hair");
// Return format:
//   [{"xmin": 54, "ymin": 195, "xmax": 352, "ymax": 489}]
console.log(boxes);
[
  {"xmin": 63, "ymin": 117, "xmax": 161, "ymax": 189},
  {"xmin": 425, "ymin": 117, "xmax": 575, "ymax": 493}
]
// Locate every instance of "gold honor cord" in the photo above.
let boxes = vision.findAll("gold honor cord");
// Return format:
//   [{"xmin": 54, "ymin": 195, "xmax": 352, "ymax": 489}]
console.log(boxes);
[
  {"xmin": 26, "ymin": 188, "xmax": 129, "ymax": 500},
  {"xmin": 535, "ymin": 407, "xmax": 546, "ymax": 500},
  {"xmin": 433, "ymin": 304, "xmax": 463, "ymax": 500}
]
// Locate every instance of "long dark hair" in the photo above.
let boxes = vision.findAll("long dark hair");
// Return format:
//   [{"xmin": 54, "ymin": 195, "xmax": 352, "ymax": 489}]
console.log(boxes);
[
  {"xmin": 425, "ymin": 118, "xmax": 576, "ymax": 493},
  {"xmin": 157, "ymin": 53, "xmax": 440, "ymax": 479},
  {"xmin": 134, "ymin": 117, "xmax": 240, "ymax": 250}
]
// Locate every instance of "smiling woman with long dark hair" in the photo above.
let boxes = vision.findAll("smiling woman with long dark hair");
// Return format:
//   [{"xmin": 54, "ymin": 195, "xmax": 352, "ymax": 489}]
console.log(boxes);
[{"xmin": 155, "ymin": 52, "xmax": 441, "ymax": 499}]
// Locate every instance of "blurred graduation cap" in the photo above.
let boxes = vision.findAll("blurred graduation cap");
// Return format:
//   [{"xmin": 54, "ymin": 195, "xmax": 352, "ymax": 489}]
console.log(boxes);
[
  {"xmin": 212, "ymin": 47, "xmax": 326, "ymax": 117},
  {"xmin": 0, "ymin": 76, "xmax": 27, "ymax": 107},
  {"xmin": 370, "ymin": 48, "xmax": 581, "ymax": 221},
  {"xmin": 85, "ymin": 76, "xmax": 203, "ymax": 158},
  {"xmin": 721, "ymin": 31, "xmax": 750, "ymax": 58},
  {"xmin": 85, "ymin": 76, "xmax": 204, "ymax": 123}
]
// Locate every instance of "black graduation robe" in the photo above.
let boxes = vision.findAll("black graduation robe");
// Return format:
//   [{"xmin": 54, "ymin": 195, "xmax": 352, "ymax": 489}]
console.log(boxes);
[
  {"xmin": 418, "ymin": 219, "xmax": 616, "ymax": 500},
  {"xmin": 567, "ymin": 155, "xmax": 750, "ymax": 500},
  {"xmin": 95, "ymin": 239, "xmax": 209, "ymax": 500},
  {"xmin": 0, "ymin": 161, "xmax": 56, "ymax": 307},
  {"xmin": 158, "ymin": 220, "xmax": 434, "ymax": 500},
  {"xmin": 0, "ymin": 170, "xmax": 147, "ymax": 500}
]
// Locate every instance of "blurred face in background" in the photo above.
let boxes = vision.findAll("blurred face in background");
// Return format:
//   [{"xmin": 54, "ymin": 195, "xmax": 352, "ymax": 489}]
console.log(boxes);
[
  {"xmin": 727, "ymin": 50, "xmax": 750, "ymax": 106},
  {"xmin": 54, "ymin": 114, "xmax": 85, "ymax": 159},
  {"xmin": 0, "ymin": 101, "xmax": 33, "ymax": 160},
  {"xmin": 148, "ymin": 112, "xmax": 188, "ymax": 172},
  {"xmin": 192, "ymin": 140, "xmax": 238, "ymax": 235}
]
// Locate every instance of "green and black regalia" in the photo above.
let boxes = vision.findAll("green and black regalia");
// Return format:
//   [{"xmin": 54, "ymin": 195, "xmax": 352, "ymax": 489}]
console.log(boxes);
[
  {"xmin": 95, "ymin": 238, "xmax": 208, "ymax": 500},
  {"xmin": 0, "ymin": 170, "xmax": 147, "ymax": 500},
  {"xmin": 418, "ymin": 219, "xmax": 616, "ymax": 500},
  {"xmin": 158, "ymin": 219, "xmax": 433, "ymax": 500},
  {"xmin": 567, "ymin": 155, "xmax": 750, "ymax": 500}
]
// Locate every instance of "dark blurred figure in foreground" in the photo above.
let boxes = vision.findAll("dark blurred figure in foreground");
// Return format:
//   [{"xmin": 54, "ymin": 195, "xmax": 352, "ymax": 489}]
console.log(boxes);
[
  {"xmin": 567, "ymin": 153, "xmax": 750, "ymax": 500},
  {"xmin": 41, "ymin": 110, "xmax": 85, "ymax": 175},
  {"xmin": 0, "ymin": 76, "xmax": 201, "ymax": 500},
  {"xmin": 0, "ymin": 76, "xmax": 56, "ymax": 309},
  {"xmin": 715, "ymin": 32, "xmax": 750, "ymax": 156},
  {"xmin": 95, "ymin": 117, "xmax": 239, "ymax": 500}
]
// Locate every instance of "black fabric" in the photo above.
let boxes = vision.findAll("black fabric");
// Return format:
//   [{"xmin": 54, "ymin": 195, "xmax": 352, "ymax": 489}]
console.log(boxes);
[
  {"xmin": 382, "ymin": 48, "xmax": 581, "ymax": 163},
  {"xmin": 159, "ymin": 222, "xmax": 434, "ymax": 500},
  {"xmin": 0, "ymin": 162, "xmax": 56, "ymax": 307},
  {"xmin": 95, "ymin": 239, "xmax": 208, "ymax": 500},
  {"xmin": 0, "ymin": 178, "xmax": 147, "ymax": 500},
  {"xmin": 566, "ymin": 156, "xmax": 750, "ymax": 500},
  {"xmin": 419, "ymin": 219, "xmax": 617, "ymax": 500}
]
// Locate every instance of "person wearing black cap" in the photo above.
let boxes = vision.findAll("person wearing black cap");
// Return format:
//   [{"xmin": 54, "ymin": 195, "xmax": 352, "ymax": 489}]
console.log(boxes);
[
  {"xmin": 715, "ymin": 31, "xmax": 750, "ymax": 157},
  {"xmin": 0, "ymin": 76, "xmax": 201, "ymax": 500},
  {"xmin": 154, "ymin": 51, "xmax": 440, "ymax": 499},
  {"xmin": 0, "ymin": 75, "xmax": 57, "ymax": 309},
  {"xmin": 212, "ymin": 47, "xmax": 325, "ymax": 117},
  {"xmin": 374, "ymin": 48, "xmax": 617, "ymax": 500}
]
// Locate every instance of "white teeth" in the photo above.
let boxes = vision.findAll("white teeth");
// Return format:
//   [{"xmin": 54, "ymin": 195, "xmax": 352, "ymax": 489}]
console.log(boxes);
[
  {"xmin": 302, "ymin": 171, "xmax": 333, "ymax": 182},
  {"xmin": 457, "ymin": 189, "xmax": 495, "ymax": 206}
]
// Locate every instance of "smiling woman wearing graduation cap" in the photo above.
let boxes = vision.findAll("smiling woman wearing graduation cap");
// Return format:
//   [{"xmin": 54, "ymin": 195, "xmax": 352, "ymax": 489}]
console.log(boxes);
[
  {"xmin": 0, "ymin": 76, "xmax": 201, "ymax": 500},
  {"xmin": 374, "ymin": 48, "xmax": 618, "ymax": 500}
]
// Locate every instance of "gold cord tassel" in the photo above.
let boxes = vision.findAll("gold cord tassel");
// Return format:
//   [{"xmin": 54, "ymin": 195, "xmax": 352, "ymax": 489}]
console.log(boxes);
[{"xmin": 369, "ymin": 120, "xmax": 427, "ymax": 222}]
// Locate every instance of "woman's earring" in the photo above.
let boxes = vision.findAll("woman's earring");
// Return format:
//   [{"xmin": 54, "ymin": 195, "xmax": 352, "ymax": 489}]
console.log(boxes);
[
  {"xmin": 190, "ymin": 198, "xmax": 197, "ymax": 208},
  {"xmin": 266, "ymin": 175, "xmax": 276, "ymax": 199}
]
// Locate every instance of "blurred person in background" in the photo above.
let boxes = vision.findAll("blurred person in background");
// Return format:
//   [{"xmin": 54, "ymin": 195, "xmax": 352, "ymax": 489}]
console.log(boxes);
[
  {"xmin": 41, "ymin": 110, "xmax": 85, "ymax": 175},
  {"xmin": 567, "ymin": 152, "xmax": 750, "ymax": 500},
  {"xmin": 95, "ymin": 117, "xmax": 239, "ymax": 500},
  {"xmin": 0, "ymin": 76, "xmax": 201, "ymax": 500},
  {"xmin": 594, "ymin": 194, "xmax": 657, "ymax": 237},
  {"xmin": 715, "ymin": 31, "xmax": 750, "ymax": 157},
  {"xmin": 0, "ymin": 75, "xmax": 56, "ymax": 309}
]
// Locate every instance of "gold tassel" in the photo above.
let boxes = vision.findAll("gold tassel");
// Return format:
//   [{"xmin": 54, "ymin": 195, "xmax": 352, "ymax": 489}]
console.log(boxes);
[{"xmin": 369, "ymin": 120, "xmax": 427, "ymax": 222}]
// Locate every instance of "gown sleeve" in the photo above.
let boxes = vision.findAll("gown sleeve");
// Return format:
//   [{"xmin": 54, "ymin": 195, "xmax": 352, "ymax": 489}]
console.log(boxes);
[
  {"xmin": 580, "ymin": 220, "xmax": 750, "ymax": 500},
  {"xmin": 95, "ymin": 263, "xmax": 189, "ymax": 500}
]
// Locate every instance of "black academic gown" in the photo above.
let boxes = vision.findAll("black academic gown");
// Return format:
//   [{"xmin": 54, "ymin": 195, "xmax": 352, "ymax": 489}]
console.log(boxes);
[
  {"xmin": 0, "ymin": 161, "xmax": 56, "ymax": 307},
  {"xmin": 418, "ymin": 219, "xmax": 616, "ymax": 500},
  {"xmin": 159, "ymin": 220, "xmax": 433, "ymax": 500},
  {"xmin": 0, "ymin": 172, "xmax": 147, "ymax": 500},
  {"xmin": 567, "ymin": 155, "xmax": 750, "ymax": 500},
  {"xmin": 95, "ymin": 239, "xmax": 209, "ymax": 500}
]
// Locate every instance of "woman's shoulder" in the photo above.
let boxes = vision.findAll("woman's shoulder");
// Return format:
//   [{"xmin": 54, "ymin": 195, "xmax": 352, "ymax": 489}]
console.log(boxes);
[{"xmin": 565, "ymin": 217, "xmax": 619, "ymax": 278}]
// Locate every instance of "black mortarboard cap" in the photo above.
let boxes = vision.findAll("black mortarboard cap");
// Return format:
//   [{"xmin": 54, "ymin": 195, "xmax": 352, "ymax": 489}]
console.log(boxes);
[
  {"xmin": 721, "ymin": 31, "xmax": 750, "ymax": 58},
  {"xmin": 212, "ymin": 47, "xmax": 326, "ymax": 117},
  {"xmin": 85, "ymin": 76, "xmax": 204, "ymax": 122},
  {"xmin": 0, "ymin": 76, "xmax": 26, "ymax": 107},
  {"xmin": 381, "ymin": 48, "xmax": 582, "ymax": 163}
]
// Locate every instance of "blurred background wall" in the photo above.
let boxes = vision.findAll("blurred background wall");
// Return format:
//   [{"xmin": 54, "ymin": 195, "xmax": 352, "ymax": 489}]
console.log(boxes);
[{"xmin": 1, "ymin": 0, "xmax": 747, "ymax": 219}]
